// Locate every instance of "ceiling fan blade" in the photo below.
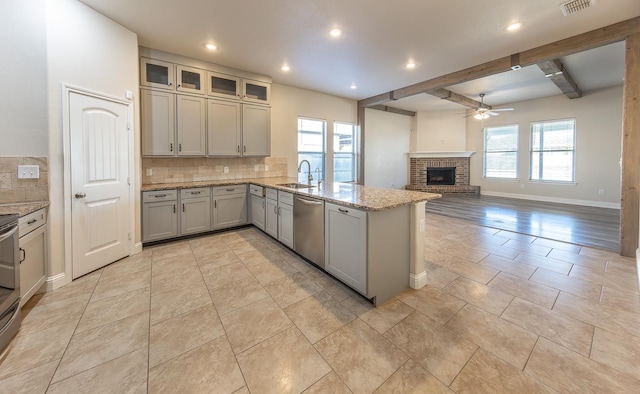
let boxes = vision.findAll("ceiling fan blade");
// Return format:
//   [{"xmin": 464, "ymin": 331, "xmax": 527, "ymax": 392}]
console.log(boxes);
[
  {"xmin": 487, "ymin": 111, "xmax": 500, "ymax": 116},
  {"xmin": 491, "ymin": 108, "xmax": 514, "ymax": 112}
]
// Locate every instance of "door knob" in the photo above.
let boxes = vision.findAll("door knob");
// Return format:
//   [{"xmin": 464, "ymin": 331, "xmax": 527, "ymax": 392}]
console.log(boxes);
[{"xmin": 75, "ymin": 192, "xmax": 86, "ymax": 199}]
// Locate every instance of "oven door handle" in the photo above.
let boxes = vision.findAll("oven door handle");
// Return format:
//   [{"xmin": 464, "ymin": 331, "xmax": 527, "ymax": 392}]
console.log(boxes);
[{"xmin": 0, "ymin": 225, "xmax": 17, "ymax": 242}]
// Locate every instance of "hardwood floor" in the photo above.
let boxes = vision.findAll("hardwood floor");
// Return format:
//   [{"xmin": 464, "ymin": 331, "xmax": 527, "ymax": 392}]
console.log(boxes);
[{"xmin": 425, "ymin": 195, "xmax": 620, "ymax": 251}]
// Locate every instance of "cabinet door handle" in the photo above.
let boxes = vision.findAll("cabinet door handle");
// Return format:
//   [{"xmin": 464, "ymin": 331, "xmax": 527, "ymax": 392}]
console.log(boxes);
[
  {"xmin": 168, "ymin": 82, "xmax": 173, "ymax": 87},
  {"xmin": 243, "ymin": 145, "xmax": 246, "ymax": 153},
  {"xmin": 170, "ymin": 143, "xmax": 173, "ymax": 152},
  {"xmin": 155, "ymin": 194, "xmax": 167, "ymax": 198},
  {"xmin": 226, "ymin": 188, "xmax": 235, "ymax": 192},
  {"xmin": 173, "ymin": 204, "xmax": 176, "ymax": 213},
  {"xmin": 190, "ymin": 191, "xmax": 201, "ymax": 195},
  {"xmin": 19, "ymin": 248, "xmax": 25, "ymax": 263},
  {"xmin": 237, "ymin": 145, "xmax": 240, "ymax": 153},
  {"xmin": 214, "ymin": 200, "xmax": 217, "ymax": 208},
  {"xmin": 278, "ymin": 207, "xmax": 281, "ymax": 216},
  {"xmin": 338, "ymin": 208, "xmax": 349, "ymax": 214},
  {"xmin": 177, "ymin": 83, "xmax": 181, "ymax": 88},
  {"xmin": 182, "ymin": 203, "xmax": 185, "ymax": 212},
  {"xmin": 262, "ymin": 201, "xmax": 265, "ymax": 209},
  {"xmin": 274, "ymin": 206, "xmax": 277, "ymax": 215},
  {"xmin": 27, "ymin": 219, "xmax": 37, "ymax": 225},
  {"xmin": 179, "ymin": 143, "xmax": 182, "ymax": 152}
]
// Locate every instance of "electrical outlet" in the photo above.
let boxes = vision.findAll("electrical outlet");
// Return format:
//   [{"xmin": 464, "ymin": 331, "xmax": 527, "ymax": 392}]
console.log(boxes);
[
  {"xmin": 265, "ymin": 165, "xmax": 269, "ymax": 171},
  {"xmin": 254, "ymin": 165, "xmax": 259, "ymax": 172},
  {"xmin": 146, "ymin": 168, "xmax": 153, "ymax": 176},
  {"xmin": 17, "ymin": 165, "xmax": 39, "ymax": 179},
  {"xmin": 598, "ymin": 189, "xmax": 605, "ymax": 195},
  {"xmin": 223, "ymin": 166, "xmax": 229, "ymax": 173}
]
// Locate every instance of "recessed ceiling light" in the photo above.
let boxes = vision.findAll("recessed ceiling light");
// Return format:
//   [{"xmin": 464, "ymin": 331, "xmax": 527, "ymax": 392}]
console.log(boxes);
[
  {"xmin": 406, "ymin": 61, "xmax": 416, "ymax": 69},
  {"xmin": 350, "ymin": 83, "xmax": 357, "ymax": 89},
  {"xmin": 204, "ymin": 43, "xmax": 218, "ymax": 50},
  {"xmin": 281, "ymin": 64, "xmax": 290, "ymax": 72},
  {"xmin": 506, "ymin": 22, "xmax": 522, "ymax": 31},
  {"xmin": 329, "ymin": 28, "xmax": 342, "ymax": 38}
]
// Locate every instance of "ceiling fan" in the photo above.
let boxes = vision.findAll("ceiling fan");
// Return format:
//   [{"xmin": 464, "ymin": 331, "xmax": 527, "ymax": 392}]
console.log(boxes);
[{"xmin": 472, "ymin": 93, "xmax": 514, "ymax": 119}]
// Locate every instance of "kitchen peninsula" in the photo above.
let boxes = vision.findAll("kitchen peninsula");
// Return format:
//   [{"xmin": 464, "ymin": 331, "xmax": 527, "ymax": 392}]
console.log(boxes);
[{"xmin": 142, "ymin": 177, "xmax": 440, "ymax": 305}]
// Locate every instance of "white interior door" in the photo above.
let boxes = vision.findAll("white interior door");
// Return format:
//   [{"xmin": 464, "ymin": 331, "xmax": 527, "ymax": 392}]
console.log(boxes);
[{"xmin": 70, "ymin": 92, "xmax": 130, "ymax": 279}]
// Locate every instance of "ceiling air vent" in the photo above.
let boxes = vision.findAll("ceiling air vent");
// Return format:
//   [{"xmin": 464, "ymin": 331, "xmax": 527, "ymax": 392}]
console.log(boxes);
[{"xmin": 560, "ymin": 0, "xmax": 595, "ymax": 16}]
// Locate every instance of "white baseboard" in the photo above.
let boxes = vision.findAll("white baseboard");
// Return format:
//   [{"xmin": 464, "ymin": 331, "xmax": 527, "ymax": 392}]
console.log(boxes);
[
  {"xmin": 132, "ymin": 242, "xmax": 143, "ymax": 255},
  {"xmin": 480, "ymin": 191, "xmax": 621, "ymax": 210},
  {"xmin": 410, "ymin": 271, "xmax": 427, "ymax": 289},
  {"xmin": 46, "ymin": 273, "xmax": 67, "ymax": 292},
  {"xmin": 636, "ymin": 248, "xmax": 640, "ymax": 292}
]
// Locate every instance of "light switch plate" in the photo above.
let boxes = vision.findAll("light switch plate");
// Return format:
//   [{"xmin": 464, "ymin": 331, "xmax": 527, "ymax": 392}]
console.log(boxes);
[{"xmin": 18, "ymin": 165, "xmax": 39, "ymax": 179}]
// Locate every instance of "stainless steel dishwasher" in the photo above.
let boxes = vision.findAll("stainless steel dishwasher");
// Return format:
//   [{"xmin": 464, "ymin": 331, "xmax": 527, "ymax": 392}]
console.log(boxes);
[{"xmin": 293, "ymin": 195, "xmax": 325, "ymax": 268}]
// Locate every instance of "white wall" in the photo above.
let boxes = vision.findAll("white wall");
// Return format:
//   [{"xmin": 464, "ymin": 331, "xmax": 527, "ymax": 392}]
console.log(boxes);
[
  {"xmin": 270, "ymin": 83, "xmax": 356, "ymax": 181},
  {"xmin": 1, "ymin": 0, "xmax": 48, "ymax": 156},
  {"xmin": 364, "ymin": 108, "xmax": 412, "ymax": 189},
  {"xmin": 467, "ymin": 86, "xmax": 623, "ymax": 208},
  {"xmin": 46, "ymin": 0, "xmax": 139, "ymax": 278},
  {"xmin": 414, "ymin": 110, "xmax": 466, "ymax": 152}
]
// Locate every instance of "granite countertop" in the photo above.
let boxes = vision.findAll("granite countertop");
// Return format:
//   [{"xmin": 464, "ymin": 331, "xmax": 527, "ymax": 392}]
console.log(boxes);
[
  {"xmin": 0, "ymin": 201, "xmax": 50, "ymax": 217},
  {"xmin": 142, "ymin": 177, "xmax": 441, "ymax": 211}
]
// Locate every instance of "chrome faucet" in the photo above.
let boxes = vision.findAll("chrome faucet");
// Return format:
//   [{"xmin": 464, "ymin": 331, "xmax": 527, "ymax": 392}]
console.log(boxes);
[{"xmin": 298, "ymin": 160, "xmax": 313, "ymax": 184}]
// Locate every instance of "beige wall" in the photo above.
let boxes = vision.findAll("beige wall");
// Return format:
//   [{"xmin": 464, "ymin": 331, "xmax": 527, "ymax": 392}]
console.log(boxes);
[
  {"xmin": 270, "ymin": 84, "xmax": 356, "ymax": 181},
  {"xmin": 46, "ymin": 0, "xmax": 140, "ymax": 279},
  {"xmin": 467, "ymin": 86, "xmax": 623, "ymax": 208},
  {"xmin": 1, "ymin": 0, "xmax": 48, "ymax": 156},
  {"xmin": 414, "ymin": 110, "xmax": 467, "ymax": 152},
  {"xmin": 364, "ymin": 108, "xmax": 412, "ymax": 189}
]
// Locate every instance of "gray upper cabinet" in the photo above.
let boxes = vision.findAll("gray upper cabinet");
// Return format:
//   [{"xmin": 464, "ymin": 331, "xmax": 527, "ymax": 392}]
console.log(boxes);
[
  {"xmin": 141, "ymin": 58, "xmax": 175, "ymax": 90},
  {"xmin": 207, "ymin": 71, "xmax": 241, "ymax": 100},
  {"xmin": 207, "ymin": 99, "xmax": 241, "ymax": 156},
  {"xmin": 242, "ymin": 79, "xmax": 271, "ymax": 104},
  {"xmin": 141, "ymin": 89, "xmax": 175, "ymax": 156},
  {"xmin": 176, "ymin": 65, "xmax": 205, "ymax": 95},
  {"xmin": 177, "ymin": 95, "xmax": 206, "ymax": 156},
  {"xmin": 242, "ymin": 104, "xmax": 271, "ymax": 156}
]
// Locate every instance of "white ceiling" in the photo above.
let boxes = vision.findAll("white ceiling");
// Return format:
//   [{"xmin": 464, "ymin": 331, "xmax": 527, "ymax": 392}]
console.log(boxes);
[{"xmin": 80, "ymin": 0, "xmax": 639, "ymax": 109}]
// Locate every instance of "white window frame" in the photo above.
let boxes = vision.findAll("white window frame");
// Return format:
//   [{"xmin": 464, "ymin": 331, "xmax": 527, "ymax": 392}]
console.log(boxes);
[
  {"xmin": 483, "ymin": 124, "xmax": 519, "ymax": 180},
  {"xmin": 333, "ymin": 121, "xmax": 357, "ymax": 183},
  {"xmin": 297, "ymin": 117, "xmax": 326, "ymax": 183},
  {"xmin": 529, "ymin": 118, "xmax": 576, "ymax": 183}
]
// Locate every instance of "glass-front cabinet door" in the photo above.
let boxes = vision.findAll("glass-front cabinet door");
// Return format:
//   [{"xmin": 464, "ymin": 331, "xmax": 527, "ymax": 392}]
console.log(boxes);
[
  {"xmin": 242, "ymin": 79, "xmax": 271, "ymax": 104},
  {"xmin": 207, "ymin": 71, "xmax": 240, "ymax": 100},
  {"xmin": 176, "ymin": 65, "xmax": 205, "ymax": 95},
  {"xmin": 140, "ymin": 58, "xmax": 174, "ymax": 90}
]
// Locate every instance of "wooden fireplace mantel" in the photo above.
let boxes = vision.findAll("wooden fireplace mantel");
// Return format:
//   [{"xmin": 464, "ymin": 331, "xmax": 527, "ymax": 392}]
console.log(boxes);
[{"xmin": 407, "ymin": 151, "xmax": 476, "ymax": 158}]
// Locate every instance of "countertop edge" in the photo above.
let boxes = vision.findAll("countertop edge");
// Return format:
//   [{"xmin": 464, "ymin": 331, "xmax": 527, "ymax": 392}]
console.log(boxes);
[{"xmin": 0, "ymin": 201, "xmax": 50, "ymax": 217}]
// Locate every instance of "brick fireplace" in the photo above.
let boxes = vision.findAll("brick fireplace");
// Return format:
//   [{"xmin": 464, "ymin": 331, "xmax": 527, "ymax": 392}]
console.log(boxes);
[{"xmin": 405, "ymin": 152, "xmax": 480, "ymax": 195}]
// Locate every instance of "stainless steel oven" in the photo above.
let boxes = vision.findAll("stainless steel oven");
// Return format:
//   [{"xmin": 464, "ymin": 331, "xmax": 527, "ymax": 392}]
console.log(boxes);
[{"xmin": 0, "ymin": 213, "xmax": 20, "ymax": 352}]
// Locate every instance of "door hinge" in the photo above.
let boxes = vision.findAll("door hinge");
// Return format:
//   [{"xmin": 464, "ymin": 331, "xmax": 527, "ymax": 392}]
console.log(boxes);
[
  {"xmin": 128, "ymin": 232, "xmax": 131, "ymax": 240},
  {"xmin": 127, "ymin": 122, "xmax": 131, "ymax": 130},
  {"xmin": 127, "ymin": 177, "xmax": 131, "ymax": 185}
]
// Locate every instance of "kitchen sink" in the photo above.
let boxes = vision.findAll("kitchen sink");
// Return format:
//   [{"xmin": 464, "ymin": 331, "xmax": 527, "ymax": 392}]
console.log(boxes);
[{"xmin": 277, "ymin": 183, "xmax": 316, "ymax": 190}]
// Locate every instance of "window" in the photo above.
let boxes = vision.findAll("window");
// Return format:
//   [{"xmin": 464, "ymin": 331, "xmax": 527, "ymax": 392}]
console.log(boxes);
[
  {"xmin": 530, "ymin": 119, "xmax": 576, "ymax": 182},
  {"xmin": 333, "ymin": 122, "xmax": 356, "ymax": 182},
  {"xmin": 483, "ymin": 124, "xmax": 519, "ymax": 179},
  {"xmin": 297, "ymin": 117, "xmax": 325, "ymax": 183}
]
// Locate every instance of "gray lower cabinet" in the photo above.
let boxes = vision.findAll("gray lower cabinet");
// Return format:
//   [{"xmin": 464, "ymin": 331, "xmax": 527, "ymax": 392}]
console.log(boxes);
[
  {"xmin": 277, "ymin": 191, "xmax": 294, "ymax": 249},
  {"xmin": 213, "ymin": 185, "xmax": 247, "ymax": 230},
  {"xmin": 19, "ymin": 208, "xmax": 47, "ymax": 306},
  {"xmin": 180, "ymin": 188, "xmax": 211, "ymax": 235},
  {"xmin": 265, "ymin": 189, "xmax": 278, "ymax": 238},
  {"xmin": 325, "ymin": 203, "xmax": 367, "ymax": 294},
  {"xmin": 142, "ymin": 190, "xmax": 179, "ymax": 242},
  {"xmin": 249, "ymin": 185, "xmax": 266, "ymax": 231}
]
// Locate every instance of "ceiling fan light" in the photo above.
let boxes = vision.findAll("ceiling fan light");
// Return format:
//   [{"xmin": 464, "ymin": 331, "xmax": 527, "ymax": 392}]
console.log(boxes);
[
  {"xmin": 474, "ymin": 113, "xmax": 483, "ymax": 120},
  {"xmin": 482, "ymin": 113, "xmax": 490, "ymax": 119}
]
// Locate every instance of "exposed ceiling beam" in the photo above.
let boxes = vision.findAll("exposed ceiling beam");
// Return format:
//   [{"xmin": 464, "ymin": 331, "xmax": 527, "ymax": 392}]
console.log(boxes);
[
  {"xmin": 369, "ymin": 105, "xmax": 416, "ymax": 117},
  {"xmin": 426, "ymin": 88, "xmax": 490, "ymax": 109},
  {"xmin": 358, "ymin": 16, "xmax": 640, "ymax": 107},
  {"xmin": 537, "ymin": 59, "xmax": 582, "ymax": 99}
]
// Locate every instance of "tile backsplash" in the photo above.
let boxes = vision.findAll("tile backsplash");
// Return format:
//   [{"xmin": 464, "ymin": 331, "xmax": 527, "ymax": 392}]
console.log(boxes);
[
  {"xmin": 142, "ymin": 157, "xmax": 288, "ymax": 185},
  {"xmin": 0, "ymin": 157, "xmax": 49, "ymax": 204}
]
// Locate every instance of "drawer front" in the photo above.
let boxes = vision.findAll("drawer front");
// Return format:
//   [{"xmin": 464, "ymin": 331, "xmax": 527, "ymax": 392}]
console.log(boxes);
[
  {"xmin": 249, "ymin": 184, "xmax": 264, "ymax": 197},
  {"xmin": 278, "ymin": 191, "xmax": 293, "ymax": 205},
  {"xmin": 265, "ymin": 188, "xmax": 278, "ymax": 200},
  {"xmin": 19, "ymin": 208, "xmax": 47, "ymax": 238},
  {"xmin": 143, "ymin": 190, "xmax": 178, "ymax": 203},
  {"xmin": 212, "ymin": 184, "xmax": 247, "ymax": 196},
  {"xmin": 180, "ymin": 187, "xmax": 210, "ymax": 199}
]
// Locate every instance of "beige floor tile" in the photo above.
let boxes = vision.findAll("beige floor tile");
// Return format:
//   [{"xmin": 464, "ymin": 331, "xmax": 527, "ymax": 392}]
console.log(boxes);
[
  {"xmin": 443, "ymin": 277, "xmax": 514, "ymax": 315},
  {"xmin": 531, "ymin": 238, "xmax": 581, "ymax": 253},
  {"xmin": 479, "ymin": 254, "xmax": 537, "ymax": 279},
  {"xmin": 548, "ymin": 249, "xmax": 606, "ymax": 271},
  {"xmin": 149, "ymin": 304, "xmax": 223, "ymax": 367},
  {"xmin": 149, "ymin": 281, "xmax": 212, "ymax": 324},
  {"xmin": 285, "ymin": 292, "xmax": 356, "ymax": 343},
  {"xmin": 605, "ymin": 259, "xmax": 638, "ymax": 276},
  {"xmin": 52, "ymin": 312, "xmax": 149, "ymax": 383},
  {"xmin": 151, "ymin": 252, "xmax": 198, "ymax": 277},
  {"xmin": 29, "ymin": 270, "xmax": 99, "ymax": 306},
  {"xmin": 235, "ymin": 248, "xmax": 282, "ymax": 267},
  {"xmin": 78, "ymin": 287, "xmax": 150, "ymax": 333},
  {"xmin": 202, "ymin": 261, "xmax": 254, "ymax": 290},
  {"xmin": 440, "ymin": 257, "xmax": 499, "ymax": 284},
  {"xmin": 600, "ymin": 286, "xmax": 640, "ymax": 314},
  {"xmin": 481, "ymin": 244, "xmax": 523, "ymax": 261},
  {"xmin": 450, "ymin": 349, "xmax": 555, "ymax": 393},
  {"xmin": 570, "ymin": 264, "xmax": 640, "ymax": 295},
  {"xmin": 359, "ymin": 298, "xmax": 414, "ymax": 334},
  {"xmin": 488, "ymin": 272, "xmax": 559, "ymax": 309},
  {"xmin": 502, "ymin": 239, "xmax": 552, "ymax": 256},
  {"xmin": 590, "ymin": 328, "xmax": 640, "ymax": 381},
  {"xmin": 501, "ymin": 298, "xmax": 594, "ymax": 356},
  {"xmin": 316, "ymin": 319, "xmax": 408, "ymax": 394},
  {"xmin": 303, "ymin": 371, "xmax": 351, "ymax": 393},
  {"xmin": 148, "ymin": 336, "xmax": 244, "ymax": 394},
  {"xmin": 340, "ymin": 293, "xmax": 376, "ymax": 317},
  {"xmin": 221, "ymin": 297, "xmax": 293, "ymax": 354},
  {"xmin": 151, "ymin": 265, "xmax": 204, "ymax": 296},
  {"xmin": 90, "ymin": 269, "xmax": 151, "ymax": 302},
  {"xmin": 286, "ymin": 257, "xmax": 327, "ymax": 280},
  {"xmin": 525, "ymin": 337, "xmax": 640, "ymax": 393},
  {"xmin": 397, "ymin": 286, "xmax": 466, "ymax": 324},
  {"xmin": 514, "ymin": 252, "xmax": 572, "ymax": 275},
  {"xmin": 246, "ymin": 258, "xmax": 299, "ymax": 285},
  {"xmin": 0, "ymin": 320, "xmax": 76, "ymax": 380},
  {"xmin": 375, "ymin": 359, "xmax": 453, "ymax": 393},
  {"xmin": 530, "ymin": 268, "xmax": 602, "ymax": 301},
  {"xmin": 48, "ymin": 348, "xmax": 148, "ymax": 394},
  {"xmin": 384, "ymin": 311, "xmax": 477, "ymax": 385},
  {"xmin": 265, "ymin": 272, "xmax": 324, "ymax": 308},
  {"xmin": 19, "ymin": 294, "xmax": 87, "ymax": 335},
  {"xmin": 495, "ymin": 230, "xmax": 538, "ymax": 243},
  {"xmin": 209, "ymin": 276, "xmax": 269, "ymax": 315},
  {"xmin": 189, "ymin": 238, "xmax": 230, "ymax": 257},
  {"xmin": 150, "ymin": 241, "xmax": 192, "ymax": 259},
  {"xmin": 195, "ymin": 249, "xmax": 240, "ymax": 273},
  {"xmin": 0, "ymin": 360, "xmax": 58, "ymax": 394},
  {"xmin": 445, "ymin": 244, "xmax": 492, "ymax": 263},
  {"xmin": 237, "ymin": 326, "xmax": 331, "ymax": 394},
  {"xmin": 314, "ymin": 275, "xmax": 355, "ymax": 302},
  {"xmin": 101, "ymin": 253, "xmax": 152, "ymax": 280},
  {"xmin": 597, "ymin": 303, "xmax": 640, "ymax": 339},
  {"xmin": 551, "ymin": 291, "xmax": 599, "ymax": 326},
  {"xmin": 445, "ymin": 304, "xmax": 538, "ymax": 369},
  {"xmin": 424, "ymin": 263, "xmax": 459, "ymax": 289}
]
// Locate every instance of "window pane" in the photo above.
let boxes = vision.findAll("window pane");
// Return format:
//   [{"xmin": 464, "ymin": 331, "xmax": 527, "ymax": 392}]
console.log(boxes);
[
  {"xmin": 531, "ymin": 151, "xmax": 574, "ymax": 182},
  {"xmin": 485, "ymin": 152, "xmax": 518, "ymax": 179},
  {"xmin": 333, "ymin": 122, "xmax": 356, "ymax": 182},
  {"xmin": 485, "ymin": 126, "xmax": 518, "ymax": 151},
  {"xmin": 334, "ymin": 123, "xmax": 354, "ymax": 153},
  {"xmin": 298, "ymin": 118, "xmax": 325, "ymax": 153},
  {"xmin": 334, "ymin": 153, "xmax": 355, "ymax": 182},
  {"xmin": 530, "ymin": 119, "xmax": 575, "ymax": 182},
  {"xmin": 483, "ymin": 124, "xmax": 518, "ymax": 179},
  {"xmin": 297, "ymin": 153, "xmax": 323, "ymax": 183}
]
